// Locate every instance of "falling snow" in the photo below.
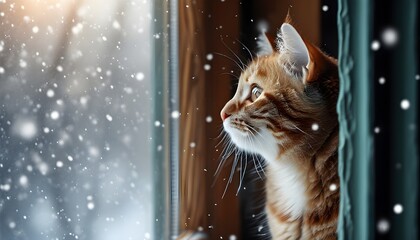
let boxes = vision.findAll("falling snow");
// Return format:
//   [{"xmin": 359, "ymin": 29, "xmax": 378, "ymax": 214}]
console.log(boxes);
[
  {"xmin": 171, "ymin": 110, "xmax": 180, "ymax": 119},
  {"xmin": 9, "ymin": 222, "xmax": 16, "ymax": 229},
  {"xmin": 46, "ymin": 89, "xmax": 55, "ymax": 98},
  {"xmin": 87, "ymin": 202, "xmax": 95, "ymax": 210},
  {"xmin": 378, "ymin": 77, "xmax": 386, "ymax": 85},
  {"xmin": 106, "ymin": 114, "xmax": 113, "ymax": 122},
  {"xmin": 19, "ymin": 175, "xmax": 28, "ymax": 187},
  {"xmin": 19, "ymin": 59, "xmax": 27, "ymax": 68},
  {"xmin": 381, "ymin": 27, "xmax": 398, "ymax": 47},
  {"xmin": 112, "ymin": 20, "xmax": 121, "ymax": 29},
  {"xmin": 0, "ymin": 0, "xmax": 154, "ymax": 239},
  {"xmin": 371, "ymin": 40, "xmax": 381, "ymax": 51},
  {"xmin": 204, "ymin": 64, "xmax": 211, "ymax": 71},
  {"xmin": 329, "ymin": 184, "xmax": 337, "ymax": 191},
  {"xmin": 393, "ymin": 204, "xmax": 403, "ymax": 214},
  {"xmin": 50, "ymin": 111, "xmax": 60, "ymax": 120},
  {"xmin": 12, "ymin": 118, "xmax": 38, "ymax": 140},
  {"xmin": 32, "ymin": 26, "xmax": 39, "ymax": 33},
  {"xmin": 229, "ymin": 235, "xmax": 237, "ymax": 240},
  {"xmin": 56, "ymin": 161, "xmax": 64, "ymax": 168},
  {"xmin": 377, "ymin": 219, "xmax": 390, "ymax": 233},
  {"xmin": 1, "ymin": 184, "xmax": 11, "ymax": 191},
  {"xmin": 400, "ymin": 99, "xmax": 410, "ymax": 110},
  {"xmin": 136, "ymin": 72, "xmax": 145, "ymax": 81},
  {"xmin": 206, "ymin": 116, "xmax": 213, "ymax": 123},
  {"xmin": 72, "ymin": 23, "xmax": 83, "ymax": 35},
  {"xmin": 206, "ymin": 53, "xmax": 214, "ymax": 61},
  {"xmin": 56, "ymin": 65, "xmax": 63, "ymax": 72}
]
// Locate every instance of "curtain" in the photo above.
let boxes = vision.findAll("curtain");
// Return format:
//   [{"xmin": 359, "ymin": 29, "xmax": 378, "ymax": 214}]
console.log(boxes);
[{"xmin": 337, "ymin": 0, "xmax": 418, "ymax": 239}]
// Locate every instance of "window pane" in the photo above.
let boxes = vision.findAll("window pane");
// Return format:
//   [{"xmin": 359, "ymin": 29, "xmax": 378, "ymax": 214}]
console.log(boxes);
[{"xmin": 0, "ymin": 1, "xmax": 153, "ymax": 239}]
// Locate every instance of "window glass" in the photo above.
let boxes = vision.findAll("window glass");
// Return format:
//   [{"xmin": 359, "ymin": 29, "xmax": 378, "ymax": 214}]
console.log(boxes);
[{"xmin": 0, "ymin": 0, "xmax": 154, "ymax": 239}]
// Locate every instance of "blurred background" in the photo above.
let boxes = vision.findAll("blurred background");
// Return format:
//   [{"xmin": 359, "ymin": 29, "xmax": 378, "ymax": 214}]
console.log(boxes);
[{"xmin": 0, "ymin": 0, "xmax": 154, "ymax": 239}]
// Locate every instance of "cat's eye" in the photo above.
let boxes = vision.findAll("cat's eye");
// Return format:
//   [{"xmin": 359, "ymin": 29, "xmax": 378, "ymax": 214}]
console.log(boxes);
[{"xmin": 251, "ymin": 86, "xmax": 263, "ymax": 101}]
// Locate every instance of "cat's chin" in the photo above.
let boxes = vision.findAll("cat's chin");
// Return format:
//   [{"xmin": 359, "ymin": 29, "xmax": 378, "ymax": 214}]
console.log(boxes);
[
  {"xmin": 223, "ymin": 119, "xmax": 279, "ymax": 161},
  {"xmin": 223, "ymin": 124, "xmax": 250, "ymax": 150}
]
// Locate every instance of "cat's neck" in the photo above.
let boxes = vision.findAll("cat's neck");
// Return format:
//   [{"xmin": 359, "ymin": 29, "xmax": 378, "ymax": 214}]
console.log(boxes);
[
  {"xmin": 265, "ymin": 151, "xmax": 310, "ymax": 220},
  {"xmin": 264, "ymin": 124, "xmax": 339, "ymax": 219}
]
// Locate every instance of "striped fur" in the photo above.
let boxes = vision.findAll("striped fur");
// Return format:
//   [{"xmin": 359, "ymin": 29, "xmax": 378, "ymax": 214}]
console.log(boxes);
[{"xmin": 220, "ymin": 22, "xmax": 339, "ymax": 239}]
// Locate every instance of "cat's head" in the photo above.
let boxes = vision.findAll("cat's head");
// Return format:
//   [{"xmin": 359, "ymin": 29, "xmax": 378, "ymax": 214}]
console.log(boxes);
[{"xmin": 220, "ymin": 22, "xmax": 338, "ymax": 162}]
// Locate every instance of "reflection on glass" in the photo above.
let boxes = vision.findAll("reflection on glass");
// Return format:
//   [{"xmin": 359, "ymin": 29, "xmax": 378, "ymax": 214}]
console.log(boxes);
[{"xmin": 0, "ymin": 0, "xmax": 153, "ymax": 239}]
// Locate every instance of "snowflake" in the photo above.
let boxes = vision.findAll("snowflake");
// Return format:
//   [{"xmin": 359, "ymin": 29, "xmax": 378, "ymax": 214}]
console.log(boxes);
[
  {"xmin": 381, "ymin": 28, "xmax": 398, "ymax": 47},
  {"xmin": 400, "ymin": 99, "xmax": 410, "ymax": 110},
  {"xmin": 393, "ymin": 204, "xmax": 403, "ymax": 214},
  {"xmin": 50, "ymin": 111, "xmax": 60, "ymax": 120},
  {"xmin": 371, "ymin": 40, "xmax": 381, "ymax": 51}
]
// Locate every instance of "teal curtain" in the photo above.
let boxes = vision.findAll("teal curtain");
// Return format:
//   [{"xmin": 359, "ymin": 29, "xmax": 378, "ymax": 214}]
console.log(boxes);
[
  {"xmin": 337, "ymin": 0, "xmax": 418, "ymax": 239},
  {"xmin": 337, "ymin": 0, "xmax": 374, "ymax": 238},
  {"xmin": 388, "ymin": 1, "xmax": 418, "ymax": 239}
]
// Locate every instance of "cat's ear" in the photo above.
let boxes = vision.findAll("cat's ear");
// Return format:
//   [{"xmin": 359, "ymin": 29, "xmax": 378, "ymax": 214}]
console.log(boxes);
[
  {"xmin": 256, "ymin": 32, "xmax": 276, "ymax": 56},
  {"xmin": 278, "ymin": 23, "xmax": 334, "ymax": 84},
  {"xmin": 304, "ymin": 39, "xmax": 335, "ymax": 83},
  {"xmin": 277, "ymin": 23, "xmax": 310, "ymax": 81}
]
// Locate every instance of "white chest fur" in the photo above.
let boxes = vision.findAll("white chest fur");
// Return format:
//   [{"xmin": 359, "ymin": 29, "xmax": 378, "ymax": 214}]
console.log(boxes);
[{"xmin": 266, "ymin": 158, "xmax": 307, "ymax": 220}]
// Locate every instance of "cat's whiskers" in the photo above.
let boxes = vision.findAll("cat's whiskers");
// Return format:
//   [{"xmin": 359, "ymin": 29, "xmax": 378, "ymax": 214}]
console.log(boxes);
[
  {"xmin": 289, "ymin": 123, "xmax": 316, "ymax": 150},
  {"xmin": 215, "ymin": 130, "xmax": 230, "ymax": 149},
  {"xmin": 290, "ymin": 123, "xmax": 312, "ymax": 138},
  {"xmin": 217, "ymin": 144, "xmax": 232, "ymax": 162},
  {"xmin": 214, "ymin": 52, "xmax": 245, "ymax": 72},
  {"xmin": 225, "ymin": 116, "xmax": 267, "ymax": 180},
  {"xmin": 242, "ymin": 122, "xmax": 267, "ymax": 178},
  {"xmin": 219, "ymin": 72, "xmax": 240, "ymax": 80},
  {"xmin": 222, "ymin": 148, "xmax": 242, "ymax": 198},
  {"xmin": 236, "ymin": 151, "xmax": 248, "ymax": 196},
  {"xmin": 219, "ymin": 131, "xmax": 259, "ymax": 198},
  {"xmin": 215, "ymin": 138, "xmax": 235, "ymax": 174},
  {"xmin": 213, "ymin": 134, "xmax": 236, "ymax": 185},
  {"xmin": 249, "ymin": 138, "xmax": 268, "ymax": 176},
  {"xmin": 251, "ymin": 153, "xmax": 265, "ymax": 179},
  {"xmin": 236, "ymin": 38, "xmax": 255, "ymax": 62},
  {"xmin": 219, "ymin": 142, "xmax": 235, "ymax": 167},
  {"xmin": 220, "ymin": 37, "xmax": 247, "ymax": 70}
]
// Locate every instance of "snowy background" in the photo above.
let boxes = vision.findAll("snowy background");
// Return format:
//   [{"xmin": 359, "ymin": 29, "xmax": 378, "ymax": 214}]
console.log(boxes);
[{"xmin": 0, "ymin": 0, "xmax": 154, "ymax": 239}]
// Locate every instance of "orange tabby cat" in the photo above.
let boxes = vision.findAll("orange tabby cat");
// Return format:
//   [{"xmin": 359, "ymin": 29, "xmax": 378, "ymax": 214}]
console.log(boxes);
[{"xmin": 220, "ymin": 20, "xmax": 339, "ymax": 239}]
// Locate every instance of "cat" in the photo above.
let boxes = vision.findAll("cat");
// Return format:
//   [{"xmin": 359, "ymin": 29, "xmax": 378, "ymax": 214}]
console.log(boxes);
[{"xmin": 220, "ymin": 19, "xmax": 339, "ymax": 239}]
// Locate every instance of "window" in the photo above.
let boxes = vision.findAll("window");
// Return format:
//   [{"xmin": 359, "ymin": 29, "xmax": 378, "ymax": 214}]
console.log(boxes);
[{"xmin": 0, "ymin": 0, "xmax": 155, "ymax": 239}]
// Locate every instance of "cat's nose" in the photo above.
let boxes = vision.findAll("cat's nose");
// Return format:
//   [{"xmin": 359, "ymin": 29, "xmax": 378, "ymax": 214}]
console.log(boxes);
[{"xmin": 220, "ymin": 110, "xmax": 230, "ymax": 121}]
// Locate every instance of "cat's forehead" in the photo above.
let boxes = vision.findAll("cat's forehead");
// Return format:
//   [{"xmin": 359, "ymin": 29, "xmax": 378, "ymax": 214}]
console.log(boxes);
[
  {"xmin": 242, "ymin": 57, "xmax": 272, "ymax": 81},
  {"xmin": 240, "ymin": 54, "xmax": 297, "ymax": 89}
]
